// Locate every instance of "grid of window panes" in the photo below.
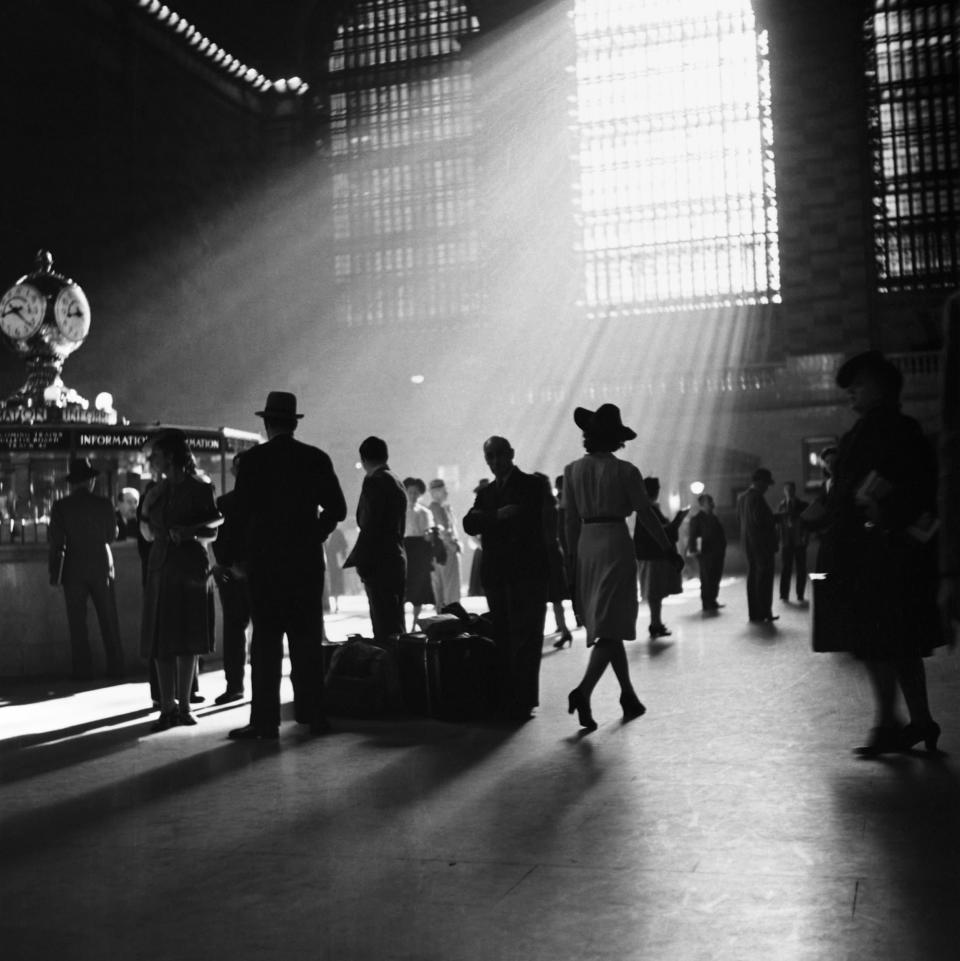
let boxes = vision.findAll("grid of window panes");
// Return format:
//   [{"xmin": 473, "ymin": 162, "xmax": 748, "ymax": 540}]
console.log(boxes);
[
  {"xmin": 574, "ymin": 0, "xmax": 780, "ymax": 316},
  {"xmin": 327, "ymin": 1, "xmax": 481, "ymax": 326},
  {"xmin": 867, "ymin": 1, "xmax": 959, "ymax": 292}
]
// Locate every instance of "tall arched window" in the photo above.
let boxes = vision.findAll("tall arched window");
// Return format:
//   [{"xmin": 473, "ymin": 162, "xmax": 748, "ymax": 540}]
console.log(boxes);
[
  {"xmin": 326, "ymin": 0, "xmax": 480, "ymax": 327},
  {"xmin": 574, "ymin": 0, "xmax": 780, "ymax": 317},
  {"xmin": 866, "ymin": 1, "xmax": 959, "ymax": 292}
]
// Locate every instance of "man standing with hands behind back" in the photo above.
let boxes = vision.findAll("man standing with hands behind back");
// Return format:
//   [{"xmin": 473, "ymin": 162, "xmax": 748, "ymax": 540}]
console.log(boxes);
[
  {"xmin": 228, "ymin": 391, "xmax": 347, "ymax": 740},
  {"xmin": 737, "ymin": 467, "xmax": 779, "ymax": 624},
  {"xmin": 463, "ymin": 436, "xmax": 555, "ymax": 720}
]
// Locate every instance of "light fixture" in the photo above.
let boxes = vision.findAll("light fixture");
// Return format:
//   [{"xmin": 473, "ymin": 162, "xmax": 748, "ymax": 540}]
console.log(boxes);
[
  {"xmin": 410, "ymin": 374, "xmax": 425, "ymax": 384},
  {"xmin": 94, "ymin": 392, "xmax": 114, "ymax": 412},
  {"xmin": 689, "ymin": 481, "xmax": 705, "ymax": 496}
]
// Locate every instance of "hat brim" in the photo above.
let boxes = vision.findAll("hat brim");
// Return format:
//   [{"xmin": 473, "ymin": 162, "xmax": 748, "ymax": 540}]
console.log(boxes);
[
  {"xmin": 573, "ymin": 406, "xmax": 637, "ymax": 441},
  {"xmin": 254, "ymin": 409, "xmax": 304, "ymax": 419},
  {"xmin": 66, "ymin": 468, "xmax": 99, "ymax": 483}
]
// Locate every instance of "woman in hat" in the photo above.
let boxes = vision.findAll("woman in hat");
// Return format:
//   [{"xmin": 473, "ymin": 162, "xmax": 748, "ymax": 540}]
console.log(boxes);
[
  {"xmin": 563, "ymin": 404, "xmax": 673, "ymax": 730},
  {"xmin": 817, "ymin": 350, "xmax": 944, "ymax": 755},
  {"xmin": 140, "ymin": 429, "xmax": 222, "ymax": 731}
]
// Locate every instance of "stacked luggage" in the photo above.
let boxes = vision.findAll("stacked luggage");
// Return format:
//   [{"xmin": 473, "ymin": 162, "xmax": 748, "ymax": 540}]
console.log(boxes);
[{"xmin": 322, "ymin": 606, "xmax": 498, "ymax": 721}]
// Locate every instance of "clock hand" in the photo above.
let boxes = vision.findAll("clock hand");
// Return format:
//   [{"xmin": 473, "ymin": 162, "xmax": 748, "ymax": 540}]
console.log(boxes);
[{"xmin": 2, "ymin": 305, "xmax": 24, "ymax": 318}]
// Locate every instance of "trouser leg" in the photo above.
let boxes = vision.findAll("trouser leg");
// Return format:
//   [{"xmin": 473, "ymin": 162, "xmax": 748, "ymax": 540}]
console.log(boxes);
[
  {"xmin": 795, "ymin": 546, "xmax": 808, "ymax": 601},
  {"xmin": 89, "ymin": 577, "xmax": 124, "ymax": 676},
  {"xmin": 249, "ymin": 617, "xmax": 284, "ymax": 731},
  {"xmin": 219, "ymin": 578, "xmax": 250, "ymax": 692},
  {"xmin": 780, "ymin": 548, "xmax": 794, "ymax": 599},
  {"xmin": 506, "ymin": 580, "xmax": 547, "ymax": 712},
  {"xmin": 156, "ymin": 657, "xmax": 177, "ymax": 713},
  {"xmin": 63, "ymin": 579, "xmax": 93, "ymax": 678}
]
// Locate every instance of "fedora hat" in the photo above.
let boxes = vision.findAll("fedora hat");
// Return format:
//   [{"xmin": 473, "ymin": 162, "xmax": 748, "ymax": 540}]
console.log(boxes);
[
  {"xmin": 573, "ymin": 403, "xmax": 636, "ymax": 441},
  {"xmin": 835, "ymin": 350, "xmax": 903, "ymax": 395},
  {"xmin": 255, "ymin": 391, "xmax": 303, "ymax": 420},
  {"xmin": 66, "ymin": 456, "xmax": 99, "ymax": 483}
]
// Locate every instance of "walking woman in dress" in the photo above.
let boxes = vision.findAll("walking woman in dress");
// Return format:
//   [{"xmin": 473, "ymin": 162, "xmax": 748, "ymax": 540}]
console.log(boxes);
[
  {"xmin": 140, "ymin": 429, "xmax": 222, "ymax": 731},
  {"xmin": 563, "ymin": 404, "xmax": 673, "ymax": 730}
]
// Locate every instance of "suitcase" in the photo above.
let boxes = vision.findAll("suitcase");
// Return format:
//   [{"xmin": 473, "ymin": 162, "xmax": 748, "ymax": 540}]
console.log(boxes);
[
  {"xmin": 397, "ymin": 631, "xmax": 498, "ymax": 721},
  {"xmin": 323, "ymin": 636, "xmax": 400, "ymax": 717}
]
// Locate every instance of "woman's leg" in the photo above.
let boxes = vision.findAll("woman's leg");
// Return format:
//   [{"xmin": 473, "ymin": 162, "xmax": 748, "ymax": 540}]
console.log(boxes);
[
  {"xmin": 410, "ymin": 603, "xmax": 422, "ymax": 633},
  {"xmin": 648, "ymin": 598, "xmax": 663, "ymax": 631},
  {"xmin": 894, "ymin": 656, "xmax": 933, "ymax": 726},
  {"xmin": 607, "ymin": 640, "xmax": 633, "ymax": 693},
  {"xmin": 155, "ymin": 657, "xmax": 177, "ymax": 712},
  {"xmin": 863, "ymin": 658, "xmax": 899, "ymax": 728},
  {"xmin": 576, "ymin": 640, "xmax": 613, "ymax": 699},
  {"xmin": 177, "ymin": 655, "xmax": 198, "ymax": 717}
]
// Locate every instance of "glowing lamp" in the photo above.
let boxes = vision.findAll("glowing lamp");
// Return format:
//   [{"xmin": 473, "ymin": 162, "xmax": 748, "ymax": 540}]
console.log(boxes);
[
  {"xmin": 43, "ymin": 386, "xmax": 62, "ymax": 405},
  {"xmin": 274, "ymin": 79, "xmax": 287, "ymax": 93},
  {"xmin": 689, "ymin": 481, "xmax": 705, "ymax": 496},
  {"xmin": 410, "ymin": 374, "xmax": 425, "ymax": 384},
  {"xmin": 94, "ymin": 392, "xmax": 114, "ymax": 412}
]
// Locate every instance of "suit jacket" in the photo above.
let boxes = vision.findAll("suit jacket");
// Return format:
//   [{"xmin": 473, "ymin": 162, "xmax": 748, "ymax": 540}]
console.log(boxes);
[
  {"xmin": 942, "ymin": 294, "xmax": 960, "ymax": 578},
  {"xmin": 776, "ymin": 496, "xmax": 809, "ymax": 548},
  {"xmin": 737, "ymin": 486, "xmax": 777, "ymax": 558},
  {"xmin": 233, "ymin": 433, "xmax": 347, "ymax": 589},
  {"xmin": 344, "ymin": 466, "xmax": 407, "ymax": 580},
  {"xmin": 463, "ymin": 467, "xmax": 554, "ymax": 586},
  {"xmin": 212, "ymin": 488, "xmax": 244, "ymax": 568},
  {"xmin": 48, "ymin": 489, "xmax": 117, "ymax": 583},
  {"xmin": 688, "ymin": 511, "xmax": 727, "ymax": 557}
]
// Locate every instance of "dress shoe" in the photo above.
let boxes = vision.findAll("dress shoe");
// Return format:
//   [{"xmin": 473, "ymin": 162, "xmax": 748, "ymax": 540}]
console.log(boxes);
[
  {"xmin": 214, "ymin": 690, "xmax": 244, "ymax": 706},
  {"xmin": 190, "ymin": 693, "xmax": 206, "ymax": 704},
  {"xmin": 648, "ymin": 624, "xmax": 671, "ymax": 638},
  {"xmin": 553, "ymin": 630, "xmax": 573, "ymax": 650},
  {"xmin": 900, "ymin": 720, "xmax": 941, "ymax": 753},
  {"xmin": 178, "ymin": 711, "xmax": 198, "ymax": 727},
  {"xmin": 150, "ymin": 711, "xmax": 179, "ymax": 733},
  {"xmin": 763, "ymin": 614, "xmax": 779, "ymax": 622},
  {"xmin": 567, "ymin": 689, "xmax": 598, "ymax": 732},
  {"xmin": 854, "ymin": 726, "xmax": 902, "ymax": 757},
  {"xmin": 228, "ymin": 724, "xmax": 279, "ymax": 741},
  {"xmin": 619, "ymin": 691, "xmax": 646, "ymax": 721}
]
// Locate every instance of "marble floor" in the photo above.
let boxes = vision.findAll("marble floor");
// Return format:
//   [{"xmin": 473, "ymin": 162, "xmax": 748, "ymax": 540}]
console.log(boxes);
[{"xmin": 3, "ymin": 579, "xmax": 960, "ymax": 961}]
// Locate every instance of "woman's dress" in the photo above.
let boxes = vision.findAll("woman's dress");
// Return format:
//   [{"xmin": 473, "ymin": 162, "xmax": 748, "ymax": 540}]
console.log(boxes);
[
  {"xmin": 404, "ymin": 502, "xmax": 435, "ymax": 605},
  {"xmin": 140, "ymin": 475, "xmax": 220, "ymax": 659},
  {"xmin": 563, "ymin": 453, "xmax": 654, "ymax": 645}
]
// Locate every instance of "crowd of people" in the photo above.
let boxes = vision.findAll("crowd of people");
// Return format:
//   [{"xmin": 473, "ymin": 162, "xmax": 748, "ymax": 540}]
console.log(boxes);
[{"xmin": 47, "ymin": 336, "xmax": 960, "ymax": 751}]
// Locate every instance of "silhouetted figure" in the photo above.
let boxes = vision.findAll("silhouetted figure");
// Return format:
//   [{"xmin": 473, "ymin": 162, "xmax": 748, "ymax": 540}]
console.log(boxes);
[
  {"xmin": 344, "ymin": 436, "xmax": 407, "ymax": 639},
  {"xmin": 210, "ymin": 452, "xmax": 251, "ymax": 705},
  {"xmin": 737, "ymin": 467, "xmax": 779, "ymax": 623},
  {"xmin": 323, "ymin": 526, "xmax": 348, "ymax": 614},
  {"xmin": 820, "ymin": 350, "xmax": 944, "ymax": 756},
  {"xmin": 941, "ymin": 294, "xmax": 960, "ymax": 644},
  {"xmin": 427, "ymin": 478, "xmax": 462, "ymax": 609},
  {"xmin": 48, "ymin": 457, "xmax": 124, "ymax": 680},
  {"xmin": 687, "ymin": 493, "xmax": 727, "ymax": 611},
  {"xmin": 140, "ymin": 430, "xmax": 221, "ymax": 731},
  {"xmin": 562, "ymin": 405, "xmax": 672, "ymax": 731},
  {"xmin": 637, "ymin": 475, "xmax": 687, "ymax": 638},
  {"xmin": 402, "ymin": 476, "xmax": 434, "ymax": 631},
  {"xmin": 546, "ymin": 474, "xmax": 573, "ymax": 649},
  {"xmin": 229, "ymin": 392, "xmax": 347, "ymax": 740},
  {"xmin": 776, "ymin": 481, "xmax": 809, "ymax": 602},
  {"xmin": 466, "ymin": 478, "xmax": 489, "ymax": 597},
  {"xmin": 463, "ymin": 436, "xmax": 553, "ymax": 720}
]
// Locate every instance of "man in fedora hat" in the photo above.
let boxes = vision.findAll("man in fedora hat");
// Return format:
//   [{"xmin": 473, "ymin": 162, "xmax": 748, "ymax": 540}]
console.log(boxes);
[
  {"xmin": 48, "ymin": 457, "xmax": 124, "ymax": 679},
  {"xmin": 737, "ymin": 467, "xmax": 779, "ymax": 623},
  {"xmin": 463, "ymin": 436, "xmax": 555, "ymax": 720},
  {"xmin": 228, "ymin": 391, "xmax": 347, "ymax": 739}
]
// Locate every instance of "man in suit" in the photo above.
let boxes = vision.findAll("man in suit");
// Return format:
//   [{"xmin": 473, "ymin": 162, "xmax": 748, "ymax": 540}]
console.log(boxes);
[
  {"xmin": 48, "ymin": 457, "xmax": 124, "ymax": 679},
  {"xmin": 210, "ymin": 452, "xmax": 251, "ymax": 705},
  {"xmin": 687, "ymin": 492, "xmax": 727, "ymax": 612},
  {"xmin": 737, "ymin": 467, "xmax": 779, "ymax": 623},
  {"xmin": 776, "ymin": 481, "xmax": 809, "ymax": 603},
  {"xmin": 344, "ymin": 436, "xmax": 407, "ymax": 639},
  {"xmin": 228, "ymin": 392, "xmax": 347, "ymax": 740},
  {"xmin": 463, "ymin": 436, "xmax": 554, "ymax": 720}
]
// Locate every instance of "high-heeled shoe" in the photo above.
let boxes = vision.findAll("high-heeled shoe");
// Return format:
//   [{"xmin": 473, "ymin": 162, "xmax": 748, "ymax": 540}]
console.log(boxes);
[
  {"xmin": 899, "ymin": 720, "xmax": 941, "ymax": 753},
  {"xmin": 553, "ymin": 630, "xmax": 573, "ymax": 650},
  {"xmin": 619, "ymin": 691, "xmax": 646, "ymax": 721},
  {"xmin": 567, "ymin": 689, "xmax": 598, "ymax": 732},
  {"xmin": 150, "ymin": 710, "xmax": 179, "ymax": 733},
  {"xmin": 853, "ymin": 726, "xmax": 902, "ymax": 757}
]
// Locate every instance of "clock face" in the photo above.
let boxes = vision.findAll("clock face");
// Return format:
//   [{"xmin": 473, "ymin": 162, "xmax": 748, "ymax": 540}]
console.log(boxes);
[
  {"xmin": 0, "ymin": 283, "xmax": 47, "ymax": 340},
  {"xmin": 54, "ymin": 285, "xmax": 91, "ymax": 342}
]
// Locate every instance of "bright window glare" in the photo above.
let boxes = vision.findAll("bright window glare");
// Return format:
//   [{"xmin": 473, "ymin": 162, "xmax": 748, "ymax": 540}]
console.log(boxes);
[{"xmin": 574, "ymin": 0, "xmax": 780, "ymax": 313}]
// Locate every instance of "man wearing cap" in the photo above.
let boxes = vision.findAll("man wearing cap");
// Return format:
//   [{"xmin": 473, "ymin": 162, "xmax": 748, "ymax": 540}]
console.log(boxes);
[
  {"xmin": 48, "ymin": 457, "xmax": 124, "ymax": 679},
  {"xmin": 463, "ymin": 436, "xmax": 555, "ymax": 720},
  {"xmin": 736, "ymin": 467, "xmax": 779, "ymax": 623},
  {"xmin": 228, "ymin": 392, "xmax": 347, "ymax": 740},
  {"xmin": 426, "ymin": 478, "xmax": 462, "ymax": 611}
]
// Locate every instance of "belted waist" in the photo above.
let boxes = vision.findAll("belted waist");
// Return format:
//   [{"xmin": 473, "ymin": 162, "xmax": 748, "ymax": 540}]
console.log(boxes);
[{"xmin": 583, "ymin": 516, "xmax": 624, "ymax": 524}]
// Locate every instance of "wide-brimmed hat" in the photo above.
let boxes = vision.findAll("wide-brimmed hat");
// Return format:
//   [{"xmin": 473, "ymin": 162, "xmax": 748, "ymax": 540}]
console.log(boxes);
[
  {"xmin": 573, "ymin": 403, "xmax": 636, "ymax": 441},
  {"xmin": 835, "ymin": 350, "xmax": 902, "ymax": 394},
  {"xmin": 255, "ymin": 391, "xmax": 303, "ymax": 420},
  {"xmin": 66, "ymin": 456, "xmax": 99, "ymax": 483}
]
